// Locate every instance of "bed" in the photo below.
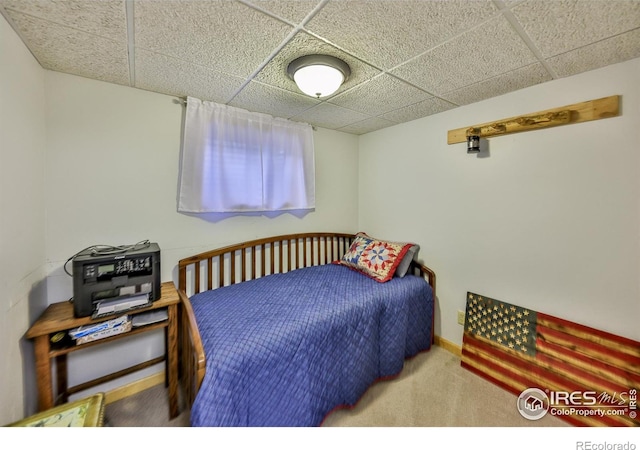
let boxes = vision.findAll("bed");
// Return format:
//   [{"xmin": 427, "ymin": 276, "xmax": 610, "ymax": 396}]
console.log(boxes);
[{"xmin": 177, "ymin": 232, "xmax": 436, "ymax": 427}]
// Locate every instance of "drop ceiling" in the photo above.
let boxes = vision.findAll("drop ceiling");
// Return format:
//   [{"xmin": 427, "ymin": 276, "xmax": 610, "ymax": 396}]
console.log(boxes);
[{"xmin": 2, "ymin": 0, "xmax": 639, "ymax": 135}]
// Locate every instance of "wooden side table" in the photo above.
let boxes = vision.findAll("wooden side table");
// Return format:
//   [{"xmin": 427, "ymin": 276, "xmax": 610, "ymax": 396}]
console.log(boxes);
[{"xmin": 26, "ymin": 281, "xmax": 180, "ymax": 419}]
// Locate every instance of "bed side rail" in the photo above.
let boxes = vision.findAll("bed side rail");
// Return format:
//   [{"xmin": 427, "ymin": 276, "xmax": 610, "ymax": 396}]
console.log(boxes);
[{"xmin": 177, "ymin": 288, "xmax": 205, "ymax": 408}]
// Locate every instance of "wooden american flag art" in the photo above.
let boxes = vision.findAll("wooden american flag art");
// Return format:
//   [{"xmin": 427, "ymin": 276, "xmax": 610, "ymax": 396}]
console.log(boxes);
[{"xmin": 461, "ymin": 292, "xmax": 639, "ymax": 427}]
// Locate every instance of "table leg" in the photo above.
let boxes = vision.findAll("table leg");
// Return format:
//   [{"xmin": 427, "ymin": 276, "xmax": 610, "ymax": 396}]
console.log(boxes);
[
  {"xmin": 33, "ymin": 335, "xmax": 53, "ymax": 412},
  {"xmin": 167, "ymin": 303, "xmax": 179, "ymax": 419},
  {"xmin": 55, "ymin": 354, "xmax": 68, "ymax": 404}
]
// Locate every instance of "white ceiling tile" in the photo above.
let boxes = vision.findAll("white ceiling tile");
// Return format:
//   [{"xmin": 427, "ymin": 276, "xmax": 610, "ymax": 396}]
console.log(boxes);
[
  {"xmin": 441, "ymin": 63, "xmax": 551, "ymax": 106},
  {"xmin": 338, "ymin": 117, "xmax": 397, "ymax": 135},
  {"xmin": 328, "ymin": 73, "xmax": 432, "ymax": 116},
  {"xmin": 546, "ymin": 28, "xmax": 640, "ymax": 78},
  {"xmin": 390, "ymin": 16, "xmax": 539, "ymax": 95},
  {"xmin": 240, "ymin": 0, "xmax": 323, "ymax": 24},
  {"xmin": 305, "ymin": 0, "xmax": 498, "ymax": 70},
  {"xmin": 4, "ymin": 10, "xmax": 129, "ymax": 86},
  {"xmin": 135, "ymin": 50, "xmax": 246, "ymax": 104},
  {"xmin": 254, "ymin": 31, "xmax": 381, "ymax": 96},
  {"xmin": 512, "ymin": 0, "xmax": 640, "ymax": 58},
  {"xmin": 2, "ymin": 0, "xmax": 637, "ymax": 134},
  {"xmin": 134, "ymin": 0, "xmax": 294, "ymax": 78},
  {"xmin": 502, "ymin": 1, "xmax": 526, "ymax": 7},
  {"xmin": 290, "ymin": 103, "xmax": 371, "ymax": 130},
  {"xmin": 0, "ymin": 0, "xmax": 126, "ymax": 41},
  {"xmin": 228, "ymin": 80, "xmax": 320, "ymax": 119},
  {"xmin": 381, "ymin": 97, "xmax": 457, "ymax": 124}
]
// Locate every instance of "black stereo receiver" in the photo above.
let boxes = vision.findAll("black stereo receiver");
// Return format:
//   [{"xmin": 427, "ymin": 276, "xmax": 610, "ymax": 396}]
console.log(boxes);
[{"xmin": 71, "ymin": 242, "xmax": 161, "ymax": 318}]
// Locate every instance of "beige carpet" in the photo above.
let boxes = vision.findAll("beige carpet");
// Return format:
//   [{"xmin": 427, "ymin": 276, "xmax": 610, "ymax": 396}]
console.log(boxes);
[{"xmin": 104, "ymin": 345, "xmax": 568, "ymax": 427}]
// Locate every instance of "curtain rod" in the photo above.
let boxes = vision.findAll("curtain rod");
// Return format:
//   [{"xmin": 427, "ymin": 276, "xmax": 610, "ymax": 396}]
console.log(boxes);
[
  {"xmin": 172, "ymin": 96, "xmax": 316, "ymax": 130},
  {"xmin": 173, "ymin": 97, "xmax": 187, "ymax": 106}
]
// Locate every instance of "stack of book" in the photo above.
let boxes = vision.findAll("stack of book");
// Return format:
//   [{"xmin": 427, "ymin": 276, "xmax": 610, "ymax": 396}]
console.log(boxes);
[{"xmin": 69, "ymin": 315, "xmax": 131, "ymax": 345}]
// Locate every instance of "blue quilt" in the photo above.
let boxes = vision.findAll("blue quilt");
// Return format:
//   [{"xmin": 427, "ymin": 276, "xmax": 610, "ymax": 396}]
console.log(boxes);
[{"xmin": 189, "ymin": 264, "xmax": 433, "ymax": 427}]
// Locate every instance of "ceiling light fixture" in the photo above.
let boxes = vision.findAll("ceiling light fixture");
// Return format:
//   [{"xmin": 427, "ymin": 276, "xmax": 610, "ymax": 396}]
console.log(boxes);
[{"xmin": 287, "ymin": 54, "xmax": 351, "ymax": 99}]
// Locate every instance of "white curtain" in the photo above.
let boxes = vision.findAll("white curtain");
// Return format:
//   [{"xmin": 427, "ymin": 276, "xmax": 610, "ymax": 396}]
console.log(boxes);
[{"xmin": 178, "ymin": 97, "xmax": 315, "ymax": 213}]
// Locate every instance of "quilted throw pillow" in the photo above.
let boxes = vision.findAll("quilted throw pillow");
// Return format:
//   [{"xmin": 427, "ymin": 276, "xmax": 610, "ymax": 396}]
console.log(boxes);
[{"xmin": 335, "ymin": 232, "xmax": 414, "ymax": 282}]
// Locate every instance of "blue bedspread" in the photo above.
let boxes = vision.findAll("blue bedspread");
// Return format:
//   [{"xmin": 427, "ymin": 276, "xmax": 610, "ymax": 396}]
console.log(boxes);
[{"xmin": 189, "ymin": 264, "xmax": 433, "ymax": 427}]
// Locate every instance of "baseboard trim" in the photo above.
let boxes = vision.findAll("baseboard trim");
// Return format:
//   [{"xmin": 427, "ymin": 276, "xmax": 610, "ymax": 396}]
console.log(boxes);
[
  {"xmin": 434, "ymin": 335, "xmax": 462, "ymax": 357},
  {"xmin": 104, "ymin": 372, "xmax": 165, "ymax": 405}
]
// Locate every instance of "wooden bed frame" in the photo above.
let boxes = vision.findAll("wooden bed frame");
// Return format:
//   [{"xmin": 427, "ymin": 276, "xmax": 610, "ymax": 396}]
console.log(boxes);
[{"xmin": 176, "ymin": 232, "xmax": 436, "ymax": 411}]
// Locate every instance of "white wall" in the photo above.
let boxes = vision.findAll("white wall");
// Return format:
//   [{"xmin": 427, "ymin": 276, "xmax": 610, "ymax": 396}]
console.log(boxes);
[
  {"xmin": 44, "ymin": 71, "xmax": 360, "ymax": 287},
  {"xmin": 3, "ymin": 6, "xmax": 638, "ymax": 424},
  {"xmin": 0, "ymin": 15, "xmax": 47, "ymax": 425},
  {"xmin": 358, "ymin": 58, "xmax": 640, "ymax": 347},
  {"xmin": 41, "ymin": 71, "xmax": 360, "ymax": 402}
]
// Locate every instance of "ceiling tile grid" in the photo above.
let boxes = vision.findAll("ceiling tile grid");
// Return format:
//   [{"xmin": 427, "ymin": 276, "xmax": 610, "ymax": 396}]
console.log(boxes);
[{"xmin": 1, "ymin": 0, "xmax": 639, "ymax": 135}]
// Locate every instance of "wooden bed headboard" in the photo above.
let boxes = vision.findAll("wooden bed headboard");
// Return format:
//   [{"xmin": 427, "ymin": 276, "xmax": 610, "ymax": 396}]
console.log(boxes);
[
  {"xmin": 175, "ymin": 232, "xmax": 436, "ymax": 409},
  {"xmin": 179, "ymin": 232, "xmax": 351, "ymax": 296},
  {"xmin": 178, "ymin": 232, "xmax": 435, "ymax": 295}
]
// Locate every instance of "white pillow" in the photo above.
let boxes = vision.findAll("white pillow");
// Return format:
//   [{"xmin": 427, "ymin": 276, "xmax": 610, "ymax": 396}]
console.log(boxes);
[{"xmin": 394, "ymin": 244, "xmax": 420, "ymax": 278}]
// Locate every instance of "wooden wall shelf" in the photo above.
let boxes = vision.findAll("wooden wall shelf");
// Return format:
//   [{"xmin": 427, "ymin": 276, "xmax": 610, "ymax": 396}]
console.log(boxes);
[{"xmin": 447, "ymin": 95, "xmax": 620, "ymax": 144}]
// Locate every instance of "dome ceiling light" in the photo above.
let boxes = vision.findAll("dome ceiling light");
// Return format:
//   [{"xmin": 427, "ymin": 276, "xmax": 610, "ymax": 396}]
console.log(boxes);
[{"xmin": 287, "ymin": 54, "xmax": 351, "ymax": 99}]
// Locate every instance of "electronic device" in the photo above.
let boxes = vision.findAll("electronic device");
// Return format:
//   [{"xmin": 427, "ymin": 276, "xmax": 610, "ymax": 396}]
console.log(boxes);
[{"xmin": 71, "ymin": 242, "xmax": 161, "ymax": 318}]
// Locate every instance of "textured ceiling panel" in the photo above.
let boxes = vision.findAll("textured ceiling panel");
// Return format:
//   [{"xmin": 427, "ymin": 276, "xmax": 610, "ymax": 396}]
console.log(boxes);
[
  {"xmin": 441, "ymin": 62, "xmax": 551, "ymax": 106},
  {"xmin": 339, "ymin": 116, "xmax": 398, "ymax": 135},
  {"xmin": 547, "ymin": 28, "xmax": 640, "ymax": 78},
  {"xmin": 1, "ymin": 0, "xmax": 639, "ymax": 135},
  {"xmin": 290, "ymin": 102, "xmax": 370, "ymax": 130},
  {"xmin": 4, "ymin": 10, "xmax": 130, "ymax": 86},
  {"xmin": 135, "ymin": 50, "xmax": 246, "ymax": 104},
  {"xmin": 305, "ymin": 0, "xmax": 499, "ymax": 70},
  {"xmin": 134, "ymin": 0, "xmax": 293, "ymax": 78},
  {"xmin": 241, "ymin": 0, "xmax": 323, "ymax": 24},
  {"xmin": 329, "ymin": 73, "xmax": 432, "ymax": 116},
  {"xmin": 380, "ymin": 97, "xmax": 456, "ymax": 124},
  {"xmin": 0, "ymin": 0, "xmax": 126, "ymax": 40},
  {"xmin": 511, "ymin": 0, "xmax": 640, "ymax": 58},
  {"xmin": 391, "ymin": 16, "xmax": 538, "ymax": 95},
  {"xmin": 228, "ymin": 80, "xmax": 319, "ymax": 119}
]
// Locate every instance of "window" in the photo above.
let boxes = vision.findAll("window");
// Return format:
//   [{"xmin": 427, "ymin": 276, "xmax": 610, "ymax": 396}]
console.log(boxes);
[{"xmin": 177, "ymin": 97, "xmax": 315, "ymax": 214}]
